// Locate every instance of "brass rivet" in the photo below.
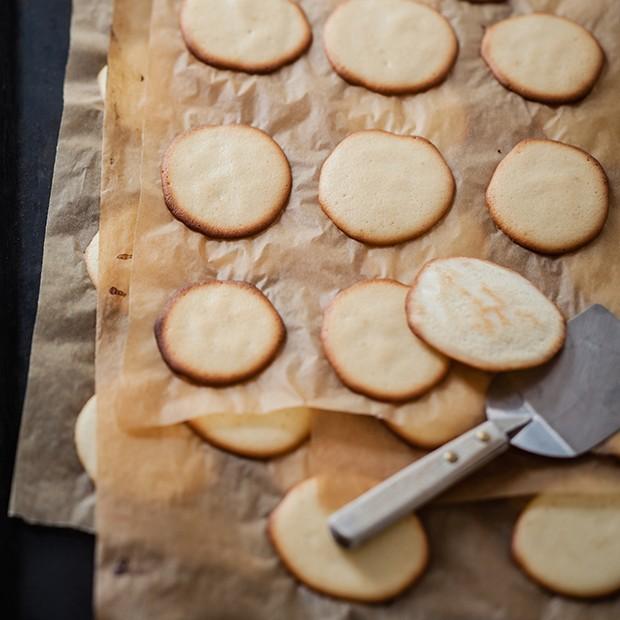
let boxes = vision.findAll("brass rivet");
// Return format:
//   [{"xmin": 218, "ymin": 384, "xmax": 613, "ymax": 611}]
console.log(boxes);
[
  {"xmin": 443, "ymin": 451, "xmax": 458, "ymax": 463},
  {"xmin": 476, "ymin": 430, "xmax": 491, "ymax": 443}
]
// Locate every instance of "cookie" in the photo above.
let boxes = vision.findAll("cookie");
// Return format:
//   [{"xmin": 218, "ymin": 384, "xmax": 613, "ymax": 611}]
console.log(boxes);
[
  {"xmin": 180, "ymin": 0, "xmax": 312, "ymax": 74},
  {"xmin": 595, "ymin": 432, "xmax": 620, "ymax": 459},
  {"xmin": 75, "ymin": 395, "xmax": 97, "ymax": 481},
  {"xmin": 155, "ymin": 280, "xmax": 285, "ymax": 386},
  {"xmin": 406, "ymin": 257, "xmax": 565, "ymax": 371},
  {"xmin": 319, "ymin": 131, "xmax": 455, "ymax": 245},
  {"xmin": 268, "ymin": 475, "xmax": 429, "ymax": 602},
  {"xmin": 84, "ymin": 230, "xmax": 99, "ymax": 289},
  {"xmin": 513, "ymin": 495, "xmax": 620, "ymax": 598},
  {"xmin": 161, "ymin": 125, "xmax": 291, "ymax": 239},
  {"xmin": 321, "ymin": 279, "xmax": 449, "ymax": 402},
  {"xmin": 486, "ymin": 139, "xmax": 609, "ymax": 254},
  {"xmin": 385, "ymin": 364, "xmax": 490, "ymax": 449},
  {"xmin": 97, "ymin": 65, "xmax": 108, "ymax": 99},
  {"xmin": 481, "ymin": 13, "xmax": 604, "ymax": 104},
  {"xmin": 323, "ymin": 0, "xmax": 458, "ymax": 95},
  {"xmin": 187, "ymin": 407, "xmax": 312, "ymax": 459}
]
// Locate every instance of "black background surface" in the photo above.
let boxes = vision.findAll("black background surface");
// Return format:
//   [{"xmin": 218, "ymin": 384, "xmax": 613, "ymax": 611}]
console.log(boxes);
[{"xmin": 1, "ymin": 1, "xmax": 94, "ymax": 618}]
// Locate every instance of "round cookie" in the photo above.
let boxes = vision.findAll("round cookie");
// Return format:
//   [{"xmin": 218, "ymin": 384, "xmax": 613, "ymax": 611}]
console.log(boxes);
[
  {"xmin": 486, "ymin": 139, "xmax": 609, "ymax": 254},
  {"xmin": 97, "ymin": 65, "xmax": 108, "ymax": 99},
  {"xmin": 406, "ymin": 257, "xmax": 565, "ymax": 371},
  {"xmin": 324, "ymin": 0, "xmax": 458, "ymax": 95},
  {"xmin": 180, "ymin": 0, "xmax": 312, "ymax": 74},
  {"xmin": 155, "ymin": 280, "xmax": 285, "ymax": 386},
  {"xmin": 385, "ymin": 364, "xmax": 490, "ymax": 449},
  {"xmin": 187, "ymin": 407, "xmax": 312, "ymax": 459},
  {"xmin": 75, "ymin": 395, "xmax": 97, "ymax": 482},
  {"xmin": 513, "ymin": 495, "xmax": 620, "ymax": 598},
  {"xmin": 268, "ymin": 475, "xmax": 429, "ymax": 602},
  {"xmin": 481, "ymin": 13, "xmax": 604, "ymax": 104},
  {"xmin": 319, "ymin": 131, "xmax": 455, "ymax": 246},
  {"xmin": 321, "ymin": 279, "xmax": 449, "ymax": 402},
  {"xmin": 595, "ymin": 432, "xmax": 620, "ymax": 459},
  {"xmin": 161, "ymin": 125, "xmax": 291, "ymax": 239},
  {"xmin": 84, "ymin": 230, "xmax": 99, "ymax": 289}
]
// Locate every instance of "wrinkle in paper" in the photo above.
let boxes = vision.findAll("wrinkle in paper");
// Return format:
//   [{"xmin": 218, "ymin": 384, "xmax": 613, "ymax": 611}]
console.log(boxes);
[
  {"xmin": 118, "ymin": 0, "xmax": 620, "ymax": 433},
  {"xmin": 97, "ymin": 1, "xmax": 620, "ymax": 618}
]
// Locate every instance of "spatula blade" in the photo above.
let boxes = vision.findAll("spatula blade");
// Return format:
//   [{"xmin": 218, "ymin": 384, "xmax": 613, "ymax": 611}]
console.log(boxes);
[{"xmin": 487, "ymin": 305, "xmax": 620, "ymax": 458}]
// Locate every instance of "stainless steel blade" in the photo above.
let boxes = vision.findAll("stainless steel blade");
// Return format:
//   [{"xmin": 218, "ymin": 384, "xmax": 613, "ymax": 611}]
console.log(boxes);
[
  {"xmin": 329, "ymin": 305, "xmax": 620, "ymax": 548},
  {"xmin": 487, "ymin": 305, "xmax": 620, "ymax": 458}
]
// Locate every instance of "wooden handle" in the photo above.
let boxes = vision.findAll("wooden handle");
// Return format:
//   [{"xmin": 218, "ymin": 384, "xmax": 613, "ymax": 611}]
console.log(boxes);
[{"xmin": 328, "ymin": 420, "xmax": 511, "ymax": 548}]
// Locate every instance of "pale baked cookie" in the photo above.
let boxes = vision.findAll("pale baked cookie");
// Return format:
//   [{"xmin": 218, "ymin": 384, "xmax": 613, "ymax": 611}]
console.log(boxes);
[
  {"xmin": 155, "ymin": 280, "xmax": 285, "ymax": 386},
  {"xmin": 595, "ymin": 433, "xmax": 620, "ymax": 459},
  {"xmin": 323, "ymin": 0, "xmax": 458, "ymax": 95},
  {"xmin": 97, "ymin": 65, "xmax": 108, "ymax": 99},
  {"xmin": 513, "ymin": 495, "xmax": 620, "ymax": 598},
  {"xmin": 319, "ymin": 131, "xmax": 455, "ymax": 245},
  {"xmin": 406, "ymin": 257, "xmax": 565, "ymax": 371},
  {"xmin": 268, "ymin": 475, "xmax": 429, "ymax": 602},
  {"xmin": 161, "ymin": 125, "xmax": 291, "ymax": 239},
  {"xmin": 385, "ymin": 364, "xmax": 490, "ymax": 449},
  {"xmin": 84, "ymin": 230, "xmax": 99, "ymax": 289},
  {"xmin": 187, "ymin": 407, "xmax": 312, "ymax": 459},
  {"xmin": 75, "ymin": 395, "xmax": 97, "ymax": 482},
  {"xmin": 180, "ymin": 0, "xmax": 312, "ymax": 73},
  {"xmin": 486, "ymin": 139, "xmax": 609, "ymax": 254},
  {"xmin": 321, "ymin": 279, "xmax": 449, "ymax": 402},
  {"xmin": 481, "ymin": 13, "xmax": 604, "ymax": 104}
]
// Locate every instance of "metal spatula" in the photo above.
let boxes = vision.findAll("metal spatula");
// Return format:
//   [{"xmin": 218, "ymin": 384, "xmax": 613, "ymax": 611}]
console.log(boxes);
[{"xmin": 329, "ymin": 304, "xmax": 620, "ymax": 548}]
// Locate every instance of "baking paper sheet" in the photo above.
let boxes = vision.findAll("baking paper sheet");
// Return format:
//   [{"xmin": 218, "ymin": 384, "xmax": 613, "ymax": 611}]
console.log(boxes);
[
  {"xmin": 9, "ymin": 0, "xmax": 111, "ymax": 531},
  {"xmin": 309, "ymin": 410, "xmax": 620, "ymax": 502},
  {"xmin": 95, "ymin": 0, "xmax": 620, "ymax": 617},
  {"xmin": 116, "ymin": 0, "xmax": 620, "ymax": 433}
]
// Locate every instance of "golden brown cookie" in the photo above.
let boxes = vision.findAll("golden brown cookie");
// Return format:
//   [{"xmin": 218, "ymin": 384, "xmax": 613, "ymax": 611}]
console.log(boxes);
[
  {"xmin": 161, "ymin": 125, "xmax": 291, "ymax": 239},
  {"xmin": 155, "ymin": 280, "xmax": 285, "ymax": 386},
  {"xmin": 406, "ymin": 257, "xmax": 565, "ymax": 371},
  {"xmin": 268, "ymin": 475, "xmax": 429, "ymax": 602},
  {"xmin": 481, "ymin": 13, "xmax": 604, "ymax": 104},
  {"xmin": 180, "ymin": 0, "xmax": 312, "ymax": 73},
  {"xmin": 319, "ymin": 131, "xmax": 455, "ymax": 245},
  {"xmin": 385, "ymin": 364, "xmax": 490, "ymax": 449},
  {"xmin": 486, "ymin": 139, "xmax": 609, "ymax": 254},
  {"xmin": 75, "ymin": 395, "xmax": 97, "ymax": 481},
  {"xmin": 513, "ymin": 495, "xmax": 620, "ymax": 598},
  {"xmin": 321, "ymin": 279, "xmax": 449, "ymax": 402},
  {"xmin": 97, "ymin": 65, "xmax": 108, "ymax": 99},
  {"xmin": 84, "ymin": 230, "xmax": 99, "ymax": 289},
  {"xmin": 323, "ymin": 0, "xmax": 458, "ymax": 95},
  {"xmin": 187, "ymin": 408, "xmax": 312, "ymax": 459}
]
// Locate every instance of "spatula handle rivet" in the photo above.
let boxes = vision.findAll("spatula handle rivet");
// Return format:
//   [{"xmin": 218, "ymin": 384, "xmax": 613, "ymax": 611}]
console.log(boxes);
[
  {"xmin": 476, "ymin": 430, "xmax": 491, "ymax": 442},
  {"xmin": 443, "ymin": 451, "xmax": 458, "ymax": 463}
]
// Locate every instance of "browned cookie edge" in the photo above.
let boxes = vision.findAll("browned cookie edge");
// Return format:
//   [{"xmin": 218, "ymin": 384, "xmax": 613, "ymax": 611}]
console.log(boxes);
[
  {"xmin": 155, "ymin": 280, "xmax": 286, "ymax": 386},
  {"xmin": 485, "ymin": 139, "xmax": 609, "ymax": 254},
  {"xmin": 480, "ymin": 13, "xmax": 605, "ymax": 105},
  {"xmin": 180, "ymin": 0, "xmax": 312, "ymax": 74},
  {"xmin": 318, "ymin": 132, "xmax": 455, "ymax": 246},
  {"xmin": 161, "ymin": 124, "xmax": 292, "ymax": 239}
]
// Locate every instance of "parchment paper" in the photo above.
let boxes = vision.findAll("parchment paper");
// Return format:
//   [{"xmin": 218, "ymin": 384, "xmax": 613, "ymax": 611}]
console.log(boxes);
[
  {"xmin": 97, "ymin": 430, "xmax": 620, "ymax": 618},
  {"xmin": 94, "ymin": 1, "xmax": 620, "ymax": 618},
  {"xmin": 117, "ymin": 0, "xmax": 620, "ymax": 433},
  {"xmin": 9, "ymin": 0, "xmax": 111, "ymax": 531},
  {"xmin": 95, "ymin": 0, "xmax": 152, "ymax": 509},
  {"xmin": 309, "ymin": 410, "xmax": 620, "ymax": 502},
  {"xmin": 97, "ymin": 454, "xmax": 620, "ymax": 620}
]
